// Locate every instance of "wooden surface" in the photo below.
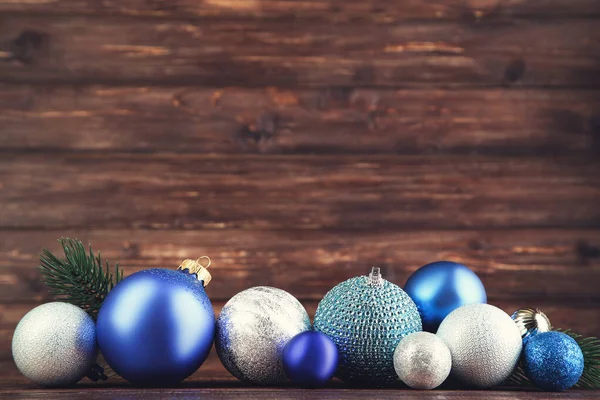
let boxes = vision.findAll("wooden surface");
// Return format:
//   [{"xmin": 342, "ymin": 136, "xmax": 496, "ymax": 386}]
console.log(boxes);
[
  {"xmin": 1, "ymin": 0, "xmax": 599, "ymax": 398},
  {"xmin": 1, "ymin": 358, "xmax": 599, "ymax": 400},
  {"xmin": 1, "ymin": 16, "xmax": 600, "ymax": 87}
]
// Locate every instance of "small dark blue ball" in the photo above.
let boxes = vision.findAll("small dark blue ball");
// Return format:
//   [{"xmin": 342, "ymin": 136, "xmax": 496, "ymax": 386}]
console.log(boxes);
[
  {"xmin": 97, "ymin": 269, "xmax": 215, "ymax": 386},
  {"xmin": 523, "ymin": 331, "xmax": 584, "ymax": 391},
  {"xmin": 283, "ymin": 331, "xmax": 339, "ymax": 387}
]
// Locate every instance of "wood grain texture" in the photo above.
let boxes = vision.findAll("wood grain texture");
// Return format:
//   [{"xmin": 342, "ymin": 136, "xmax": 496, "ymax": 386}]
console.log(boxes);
[
  {"xmin": 2, "ymin": 299, "xmax": 599, "ymax": 361},
  {"xmin": 1, "ymin": 154, "xmax": 599, "ymax": 230},
  {"xmin": 2, "ymin": 229, "xmax": 600, "ymax": 303},
  {"xmin": 1, "ymin": 85, "xmax": 599, "ymax": 155},
  {"xmin": 0, "ymin": 355, "xmax": 598, "ymax": 400},
  {"xmin": 1, "ymin": 16, "xmax": 599, "ymax": 87},
  {"xmin": 1, "ymin": 0, "xmax": 600, "ymax": 20}
]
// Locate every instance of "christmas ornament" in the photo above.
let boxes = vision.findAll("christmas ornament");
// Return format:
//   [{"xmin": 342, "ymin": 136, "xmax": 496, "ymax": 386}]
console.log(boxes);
[
  {"xmin": 393, "ymin": 332, "xmax": 451, "ymax": 390},
  {"xmin": 404, "ymin": 261, "xmax": 486, "ymax": 332},
  {"xmin": 522, "ymin": 331, "xmax": 584, "ymax": 391},
  {"xmin": 216, "ymin": 286, "xmax": 310, "ymax": 385},
  {"xmin": 436, "ymin": 303, "xmax": 522, "ymax": 388},
  {"xmin": 282, "ymin": 331, "xmax": 339, "ymax": 387},
  {"xmin": 511, "ymin": 307, "xmax": 552, "ymax": 342},
  {"xmin": 39, "ymin": 238, "xmax": 123, "ymax": 319},
  {"xmin": 97, "ymin": 257, "xmax": 215, "ymax": 385},
  {"xmin": 12, "ymin": 302, "xmax": 102, "ymax": 386},
  {"xmin": 314, "ymin": 267, "xmax": 422, "ymax": 386}
]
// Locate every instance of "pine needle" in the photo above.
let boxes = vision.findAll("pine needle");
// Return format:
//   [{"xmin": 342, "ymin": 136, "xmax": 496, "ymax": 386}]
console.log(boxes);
[
  {"xmin": 39, "ymin": 238, "xmax": 123, "ymax": 320},
  {"xmin": 507, "ymin": 329, "xmax": 600, "ymax": 389}
]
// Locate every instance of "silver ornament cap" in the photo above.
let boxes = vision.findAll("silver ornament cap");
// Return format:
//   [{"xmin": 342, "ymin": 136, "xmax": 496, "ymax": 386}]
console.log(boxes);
[
  {"xmin": 12, "ymin": 302, "xmax": 98, "ymax": 386},
  {"xmin": 394, "ymin": 332, "xmax": 451, "ymax": 390},
  {"xmin": 511, "ymin": 307, "xmax": 551, "ymax": 341}
]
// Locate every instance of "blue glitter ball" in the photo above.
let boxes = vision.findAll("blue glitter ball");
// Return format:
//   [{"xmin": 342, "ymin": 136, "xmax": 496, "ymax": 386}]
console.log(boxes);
[
  {"xmin": 523, "ymin": 331, "xmax": 584, "ymax": 391},
  {"xmin": 314, "ymin": 268, "xmax": 422, "ymax": 386}
]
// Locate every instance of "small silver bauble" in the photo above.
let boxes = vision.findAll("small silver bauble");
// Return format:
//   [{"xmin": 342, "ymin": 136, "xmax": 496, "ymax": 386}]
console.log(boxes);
[
  {"xmin": 436, "ymin": 303, "xmax": 522, "ymax": 388},
  {"xmin": 216, "ymin": 286, "xmax": 311, "ymax": 385},
  {"xmin": 12, "ymin": 302, "xmax": 98, "ymax": 386},
  {"xmin": 393, "ymin": 332, "xmax": 451, "ymax": 389},
  {"xmin": 511, "ymin": 307, "xmax": 551, "ymax": 341}
]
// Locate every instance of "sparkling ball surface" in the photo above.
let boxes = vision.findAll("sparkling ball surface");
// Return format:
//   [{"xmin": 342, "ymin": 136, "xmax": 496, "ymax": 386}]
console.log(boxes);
[
  {"xmin": 523, "ymin": 331, "xmax": 584, "ymax": 391},
  {"xmin": 313, "ymin": 275, "xmax": 422, "ymax": 385},
  {"xmin": 393, "ymin": 332, "xmax": 451, "ymax": 390},
  {"xmin": 97, "ymin": 268, "xmax": 215, "ymax": 385},
  {"xmin": 283, "ymin": 331, "xmax": 339, "ymax": 387},
  {"xmin": 436, "ymin": 303, "xmax": 522, "ymax": 388},
  {"xmin": 404, "ymin": 261, "xmax": 487, "ymax": 332},
  {"xmin": 12, "ymin": 302, "xmax": 98, "ymax": 386},
  {"xmin": 216, "ymin": 286, "xmax": 311, "ymax": 385}
]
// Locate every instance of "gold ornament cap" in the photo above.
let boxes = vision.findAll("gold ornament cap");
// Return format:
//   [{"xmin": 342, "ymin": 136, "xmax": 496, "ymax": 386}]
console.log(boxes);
[
  {"xmin": 511, "ymin": 307, "xmax": 552, "ymax": 340},
  {"xmin": 178, "ymin": 256, "xmax": 212, "ymax": 287}
]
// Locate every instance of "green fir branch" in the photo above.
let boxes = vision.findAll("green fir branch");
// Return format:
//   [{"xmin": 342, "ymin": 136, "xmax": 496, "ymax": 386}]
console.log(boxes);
[
  {"xmin": 507, "ymin": 329, "xmax": 600, "ymax": 389},
  {"xmin": 561, "ymin": 329, "xmax": 600, "ymax": 389},
  {"xmin": 39, "ymin": 238, "xmax": 123, "ymax": 319}
]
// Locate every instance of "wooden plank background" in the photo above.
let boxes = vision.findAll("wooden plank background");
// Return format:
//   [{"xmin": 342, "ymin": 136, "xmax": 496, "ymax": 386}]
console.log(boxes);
[{"xmin": 1, "ymin": 0, "xmax": 600, "ymax": 373}]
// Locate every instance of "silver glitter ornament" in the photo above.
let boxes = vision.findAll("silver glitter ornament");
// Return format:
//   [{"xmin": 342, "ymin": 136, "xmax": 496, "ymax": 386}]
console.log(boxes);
[
  {"xmin": 216, "ymin": 286, "xmax": 311, "ymax": 385},
  {"xmin": 12, "ymin": 302, "xmax": 98, "ymax": 386},
  {"xmin": 393, "ymin": 332, "xmax": 451, "ymax": 390},
  {"xmin": 511, "ymin": 307, "xmax": 552, "ymax": 341},
  {"xmin": 314, "ymin": 268, "xmax": 422, "ymax": 385},
  {"xmin": 436, "ymin": 303, "xmax": 522, "ymax": 388}
]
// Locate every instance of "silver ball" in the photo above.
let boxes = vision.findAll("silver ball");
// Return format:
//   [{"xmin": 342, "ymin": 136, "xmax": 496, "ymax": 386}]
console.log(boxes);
[
  {"xmin": 12, "ymin": 302, "xmax": 98, "ymax": 386},
  {"xmin": 436, "ymin": 303, "xmax": 522, "ymax": 388},
  {"xmin": 393, "ymin": 332, "xmax": 451, "ymax": 389},
  {"xmin": 216, "ymin": 287, "xmax": 311, "ymax": 384}
]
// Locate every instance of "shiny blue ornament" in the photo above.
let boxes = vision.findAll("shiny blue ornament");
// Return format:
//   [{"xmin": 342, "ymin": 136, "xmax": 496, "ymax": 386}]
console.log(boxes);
[
  {"xmin": 404, "ymin": 261, "xmax": 486, "ymax": 332},
  {"xmin": 283, "ymin": 331, "xmax": 339, "ymax": 387},
  {"xmin": 97, "ymin": 268, "xmax": 215, "ymax": 385},
  {"xmin": 523, "ymin": 331, "xmax": 584, "ymax": 391},
  {"xmin": 314, "ymin": 268, "xmax": 422, "ymax": 386}
]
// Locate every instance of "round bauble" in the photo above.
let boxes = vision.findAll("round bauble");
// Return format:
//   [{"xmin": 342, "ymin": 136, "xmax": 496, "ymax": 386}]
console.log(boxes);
[
  {"xmin": 12, "ymin": 302, "xmax": 98, "ymax": 386},
  {"xmin": 404, "ymin": 261, "xmax": 487, "ymax": 332},
  {"xmin": 436, "ymin": 303, "xmax": 522, "ymax": 388},
  {"xmin": 97, "ymin": 262, "xmax": 215, "ymax": 385},
  {"xmin": 216, "ymin": 286, "xmax": 311, "ymax": 385},
  {"xmin": 283, "ymin": 331, "xmax": 339, "ymax": 387},
  {"xmin": 314, "ymin": 268, "xmax": 422, "ymax": 386},
  {"xmin": 511, "ymin": 307, "xmax": 552, "ymax": 343},
  {"xmin": 523, "ymin": 331, "xmax": 584, "ymax": 391},
  {"xmin": 393, "ymin": 332, "xmax": 451, "ymax": 390}
]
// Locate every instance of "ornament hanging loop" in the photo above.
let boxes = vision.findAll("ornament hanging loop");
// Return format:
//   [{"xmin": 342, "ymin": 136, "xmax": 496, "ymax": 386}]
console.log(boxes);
[
  {"xmin": 196, "ymin": 256, "xmax": 211, "ymax": 269},
  {"xmin": 178, "ymin": 256, "xmax": 212, "ymax": 287}
]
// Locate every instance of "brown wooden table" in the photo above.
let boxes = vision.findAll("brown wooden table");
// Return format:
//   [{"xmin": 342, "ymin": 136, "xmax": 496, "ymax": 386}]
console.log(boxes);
[{"xmin": 1, "ymin": 356, "xmax": 599, "ymax": 400}]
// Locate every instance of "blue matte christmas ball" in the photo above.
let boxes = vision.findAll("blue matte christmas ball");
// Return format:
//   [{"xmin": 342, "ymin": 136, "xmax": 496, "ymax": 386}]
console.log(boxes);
[
  {"xmin": 404, "ymin": 261, "xmax": 486, "ymax": 332},
  {"xmin": 97, "ymin": 268, "xmax": 215, "ymax": 385},
  {"xmin": 314, "ymin": 268, "xmax": 422, "ymax": 385},
  {"xmin": 523, "ymin": 331, "xmax": 584, "ymax": 391},
  {"xmin": 283, "ymin": 331, "xmax": 339, "ymax": 387}
]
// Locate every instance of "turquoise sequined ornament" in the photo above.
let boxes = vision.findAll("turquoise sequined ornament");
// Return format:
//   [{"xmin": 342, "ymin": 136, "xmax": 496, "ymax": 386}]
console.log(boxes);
[{"xmin": 314, "ymin": 268, "xmax": 422, "ymax": 386}]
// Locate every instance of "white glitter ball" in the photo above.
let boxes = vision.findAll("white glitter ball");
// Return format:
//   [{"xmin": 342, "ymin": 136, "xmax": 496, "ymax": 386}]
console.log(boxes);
[
  {"xmin": 436, "ymin": 303, "xmax": 522, "ymax": 388},
  {"xmin": 12, "ymin": 302, "xmax": 98, "ymax": 386},
  {"xmin": 393, "ymin": 332, "xmax": 451, "ymax": 389},
  {"xmin": 216, "ymin": 287, "xmax": 311, "ymax": 385}
]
